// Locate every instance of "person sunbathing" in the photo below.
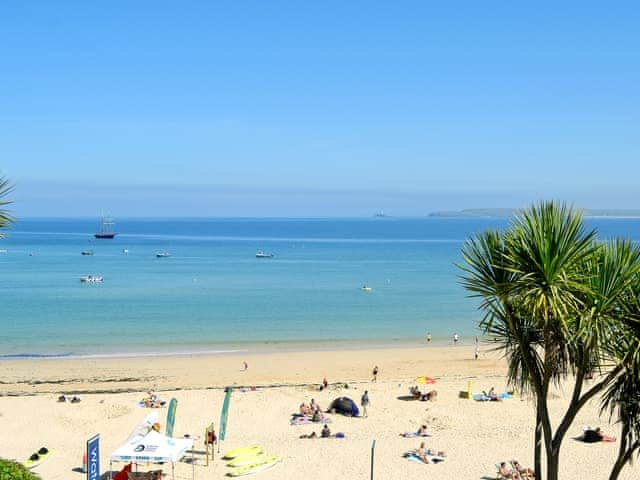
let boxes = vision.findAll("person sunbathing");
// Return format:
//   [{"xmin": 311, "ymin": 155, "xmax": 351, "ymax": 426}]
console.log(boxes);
[
  {"xmin": 299, "ymin": 431, "xmax": 317, "ymax": 439},
  {"xmin": 488, "ymin": 387, "xmax": 501, "ymax": 401},
  {"xmin": 409, "ymin": 386, "xmax": 421, "ymax": 398},
  {"xmin": 310, "ymin": 398, "xmax": 320, "ymax": 411},
  {"xmin": 512, "ymin": 460, "xmax": 535, "ymax": 478},
  {"xmin": 299, "ymin": 403, "xmax": 312, "ymax": 415},
  {"xmin": 499, "ymin": 462, "xmax": 521, "ymax": 479},
  {"xmin": 415, "ymin": 442, "xmax": 446, "ymax": 463},
  {"xmin": 582, "ymin": 427, "xmax": 616, "ymax": 443},
  {"xmin": 311, "ymin": 408, "xmax": 324, "ymax": 422},
  {"xmin": 400, "ymin": 424, "xmax": 429, "ymax": 437}
]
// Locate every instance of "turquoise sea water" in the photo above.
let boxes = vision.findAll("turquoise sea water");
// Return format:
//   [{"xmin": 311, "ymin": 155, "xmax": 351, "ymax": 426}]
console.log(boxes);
[{"xmin": 0, "ymin": 217, "xmax": 638, "ymax": 357}]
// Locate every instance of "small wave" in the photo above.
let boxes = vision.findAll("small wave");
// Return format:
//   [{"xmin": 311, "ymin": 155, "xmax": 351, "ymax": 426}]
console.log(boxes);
[{"xmin": 0, "ymin": 352, "xmax": 74, "ymax": 359}]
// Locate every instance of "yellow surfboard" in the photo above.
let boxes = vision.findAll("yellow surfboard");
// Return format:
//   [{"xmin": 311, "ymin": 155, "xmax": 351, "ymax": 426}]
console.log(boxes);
[
  {"xmin": 227, "ymin": 452, "xmax": 268, "ymax": 467},
  {"xmin": 228, "ymin": 455, "xmax": 280, "ymax": 477},
  {"xmin": 223, "ymin": 445, "xmax": 263, "ymax": 460}
]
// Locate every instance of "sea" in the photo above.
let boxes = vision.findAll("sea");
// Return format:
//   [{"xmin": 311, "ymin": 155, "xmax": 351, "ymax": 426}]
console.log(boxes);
[{"xmin": 0, "ymin": 217, "xmax": 638, "ymax": 358}]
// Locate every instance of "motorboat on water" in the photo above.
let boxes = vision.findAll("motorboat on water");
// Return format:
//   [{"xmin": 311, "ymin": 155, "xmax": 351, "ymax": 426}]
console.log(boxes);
[
  {"xmin": 122, "ymin": 249, "xmax": 129, "ymax": 254},
  {"xmin": 156, "ymin": 252, "xmax": 171, "ymax": 258},
  {"xmin": 361, "ymin": 284, "xmax": 372, "ymax": 292},
  {"xmin": 80, "ymin": 275, "xmax": 103, "ymax": 283},
  {"xmin": 81, "ymin": 250, "xmax": 94, "ymax": 256},
  {"xmin": 256, "ymin": 251, "xmax": 274, "ymax": 258}
]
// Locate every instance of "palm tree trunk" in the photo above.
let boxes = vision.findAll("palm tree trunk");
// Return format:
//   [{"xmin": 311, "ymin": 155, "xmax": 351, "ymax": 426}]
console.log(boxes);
[
  {"xmin": 546, "ymin": 443, "xmax": 560, "ymax": 480},
  {"xmin": 534, "ymin": 408, "xmax": 543, "ymax": 478},
  {"xmin": 609, "ymin": 425, "xmax": 639, "ymax": 480}
]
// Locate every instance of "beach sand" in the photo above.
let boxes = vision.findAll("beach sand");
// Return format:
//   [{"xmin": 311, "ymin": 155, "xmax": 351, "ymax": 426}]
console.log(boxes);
[{"xmin": 0, "ymin": 345, "xmax": 637, "ymax": 479}]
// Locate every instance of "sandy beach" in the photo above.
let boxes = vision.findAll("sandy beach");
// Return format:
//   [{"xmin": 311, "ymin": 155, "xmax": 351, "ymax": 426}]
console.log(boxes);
[{"xmin": 1, "ymin": 345, "xmax": 637, "ymax": 479}]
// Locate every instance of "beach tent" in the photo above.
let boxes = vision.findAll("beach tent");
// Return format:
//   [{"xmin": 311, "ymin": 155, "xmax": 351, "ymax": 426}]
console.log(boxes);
[
  {"xmin": 328, "ymin": 397, "xmax": 360, "ymax": 417},
  {"xmin": 110, "ymin": 430, "xmax": 194, "ymax": 479}
]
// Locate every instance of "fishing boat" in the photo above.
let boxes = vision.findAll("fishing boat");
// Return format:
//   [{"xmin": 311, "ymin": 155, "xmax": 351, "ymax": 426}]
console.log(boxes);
[
  {"xmin": 94, "ymin": 213, "xmax": 117, "ymax": 239},
  {"xmin": 256, "ymin": 251, "xmax": 274, "ymax": 258},
  {"xmin": 80, "ymin": 275, "xmax": 103, "ymax": 283},
  {"xmin": 156, "ymin": 252, "xmax": 171, "ymax": 258},
  {"xmin": 81, "ymin": 250, "xmax": 94, "ymax": 256}
]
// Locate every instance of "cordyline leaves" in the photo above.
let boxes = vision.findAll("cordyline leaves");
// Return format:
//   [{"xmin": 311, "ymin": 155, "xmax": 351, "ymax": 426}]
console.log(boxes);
[
  {"xmin": 0, "ymin": 176, "xmax": 14, "ymax": 235},
  {"xmin": 459, "ymin": 200, "xmax": 640, "ymax": 478}
]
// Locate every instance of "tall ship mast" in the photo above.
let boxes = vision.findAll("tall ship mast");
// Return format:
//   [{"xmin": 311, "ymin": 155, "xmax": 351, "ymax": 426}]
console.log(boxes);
[{"xmin": 94, "ymin": 212, "xmax": 117, "ymax": 239}]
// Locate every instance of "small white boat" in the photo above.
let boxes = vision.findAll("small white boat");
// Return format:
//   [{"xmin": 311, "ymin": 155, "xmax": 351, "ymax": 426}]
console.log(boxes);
[
  {"xmin": 80, "ymin": 275, "xmax": 103, "ymax": 283},
  {"xmin": 256, "ymin": 251, "xmax": 274, "ymax": 258},
  {"xmin": 361, "ymin": 285, "xmax": 372, "ymax": 292},
  {"xmin": 122, "ymin": 249, "xmax": 129, "ymax": 254},
  {"xmin": 156, "ymin": 252, "xmax": 171, "ymax": 258},
  {"xmin": 0, "ymin": 249, "xmax": 7, "ymax": 254}
]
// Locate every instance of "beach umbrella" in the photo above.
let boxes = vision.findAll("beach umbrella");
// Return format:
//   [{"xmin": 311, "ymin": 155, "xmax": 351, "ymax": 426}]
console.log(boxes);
[{"xmin": 415, "ymin": 376, "xmax": 436, "ymax": 385}]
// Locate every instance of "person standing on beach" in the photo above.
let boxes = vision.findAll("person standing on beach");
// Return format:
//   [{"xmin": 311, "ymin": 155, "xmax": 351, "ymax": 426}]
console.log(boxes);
[
  {"xmin": 453, "ymin": 332, "xmax": 459, "ymax": 345},
  {"xmin": 372, "ymin": 365, "xmax": 379, "ymax": 382},
  {"xmin": 474, "ymin": 336, "xmax": 479, "ymax": 359},
  {"xmin": 243, "ymin": 360, "xmax": 248, "ymax": 371},
  {"xmin": 361, "ymin": 390, "xmax": 370, "ymax": 417}
]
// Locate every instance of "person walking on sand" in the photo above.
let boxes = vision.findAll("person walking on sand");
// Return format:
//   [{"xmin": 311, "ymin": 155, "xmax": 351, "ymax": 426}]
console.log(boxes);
[
  {"xmin": 474, "ymin": 344, "xmax": 479, "ymax": 360},
  {"xmin": 372, "ymin": 365, "xmax": 379, "ymax": 382},
  {"xmin": 453, "ymin": 332, "xmax": 459, "ymax": 345},
  {"xmin": 243, "ymin": 360, "xmax": 248, "ymax": 371},
  {"xmin": 361, "ymin": 390, "xmax": 370, "ymax": 417}
]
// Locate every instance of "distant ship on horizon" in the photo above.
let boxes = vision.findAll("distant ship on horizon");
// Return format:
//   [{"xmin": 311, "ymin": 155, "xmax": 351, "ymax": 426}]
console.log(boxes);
[
  {"xmin": 373, "ymin": 210, "xmax": 389, "ymax": 218},
  {"xmin": 94, "ymin": 213, "xmax": 116, "ymax": 239}
]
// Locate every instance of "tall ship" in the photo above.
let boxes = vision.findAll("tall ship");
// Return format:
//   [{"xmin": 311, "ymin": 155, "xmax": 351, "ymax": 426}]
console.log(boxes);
[{"xmin": 94, "ymin": 213, "xmax": 117, "ymax": 239}]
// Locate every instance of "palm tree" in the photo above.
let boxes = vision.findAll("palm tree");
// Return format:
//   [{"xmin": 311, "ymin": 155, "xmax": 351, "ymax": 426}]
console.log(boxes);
[
  {"xmin": 0, "ymin": 175, "xmax": 14, "ymax": 234},
  {"xmin": 460, "ymin": 201, "xmax": 640, "ymax": 480}
]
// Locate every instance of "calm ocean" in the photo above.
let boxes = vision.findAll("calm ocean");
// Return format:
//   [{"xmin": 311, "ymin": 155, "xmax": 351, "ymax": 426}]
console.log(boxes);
[{"xmin": 0, "ymin": 217, "xmax": 638, "ymax": 358}]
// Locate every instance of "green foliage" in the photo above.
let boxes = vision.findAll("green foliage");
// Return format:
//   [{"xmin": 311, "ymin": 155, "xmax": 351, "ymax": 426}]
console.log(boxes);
[
  {"xmin": 0, "ymin": 458, "xmax": 41, "ymax": 479},
  {"xmin": 0, "ymin": 175, "xmax": 14, "ymax": 235}
]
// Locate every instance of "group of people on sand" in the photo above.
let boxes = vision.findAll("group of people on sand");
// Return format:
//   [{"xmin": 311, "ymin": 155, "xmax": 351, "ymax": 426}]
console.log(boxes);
[
  {"xmin": 57, "ymin": 395, "xmax": 81, "ymax": 403},
  {"xmin": 299, "ymin": 424, "xmax": 332, "ymax": 439},
  {"xmin": 141, "ymin": 390, "xmax": 166, "ymax": 408},
  {"xmin": 499, "ymin": 460, "xmax": 535, "ymax": 479},
  {"xmin": 409, "ymin": 385, "xmax": 437, "ymax": 401},
  {"xmin": 299, "ymin": 398, "xmax": 324, "ymax": 422}
]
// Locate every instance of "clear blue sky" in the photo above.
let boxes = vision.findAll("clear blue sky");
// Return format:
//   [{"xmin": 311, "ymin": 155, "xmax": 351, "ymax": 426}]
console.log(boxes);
[{"xmin": 1, "ymin": 1, "xmax": 639, "ymax": 217}]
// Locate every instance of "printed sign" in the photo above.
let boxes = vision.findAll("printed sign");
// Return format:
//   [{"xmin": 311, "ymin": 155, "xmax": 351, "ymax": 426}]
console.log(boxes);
[{"xmin": 86, "ymin": 434, "xmax": 100, "ymax": 480}]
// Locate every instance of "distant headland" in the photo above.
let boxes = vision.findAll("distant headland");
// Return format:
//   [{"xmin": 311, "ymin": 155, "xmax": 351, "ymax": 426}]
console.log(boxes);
[{"xmin": 429, "ymin": 208, "xmax": 640, "ymax": 218}]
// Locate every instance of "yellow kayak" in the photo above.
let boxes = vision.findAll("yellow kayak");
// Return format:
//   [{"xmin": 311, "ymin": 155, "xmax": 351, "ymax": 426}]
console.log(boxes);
[{"xmin": 223, "ymin": 445, "xmax": 263, "ymax": 460}]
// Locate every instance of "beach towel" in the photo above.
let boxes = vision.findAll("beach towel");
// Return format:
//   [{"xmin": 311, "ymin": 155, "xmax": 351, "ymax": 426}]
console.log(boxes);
[
  {"xmin": 290, "ymin": 416, "xmax": 332, "ymax": 425},
  {"xmin": 473, "ymin": 392, "xmax": 511, "ymax": 402},
  {"xmin": 400, "ymin": 432, "xmax": 432, "ymax": 438},
  {"xmin": 403, "ymin": 452, "xmax": 445, "ymax": 464}
]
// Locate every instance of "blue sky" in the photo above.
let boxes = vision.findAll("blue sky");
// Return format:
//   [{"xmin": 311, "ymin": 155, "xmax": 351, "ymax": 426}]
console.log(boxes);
[{"xmin": 1, "ymin": 1, "xmax": 639, "ymax": 216}]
